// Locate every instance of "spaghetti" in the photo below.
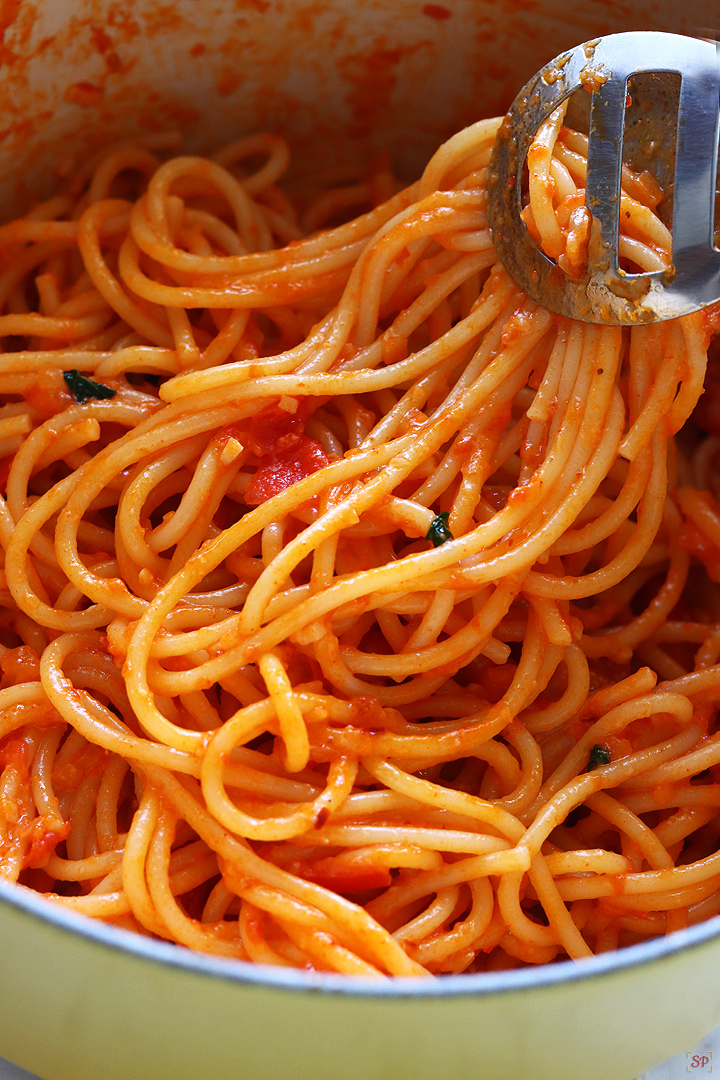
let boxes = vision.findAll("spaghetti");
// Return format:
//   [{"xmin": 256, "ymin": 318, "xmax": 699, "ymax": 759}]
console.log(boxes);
[{"xmin": 0, "ymin": 113, "xmax": 719, "ymax": 977}]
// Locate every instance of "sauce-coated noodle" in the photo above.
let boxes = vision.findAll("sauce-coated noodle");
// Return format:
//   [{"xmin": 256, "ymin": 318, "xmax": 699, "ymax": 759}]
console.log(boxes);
[{"xmin": 1, "ymin": 116, "xmax": 719, "ymax": 976}]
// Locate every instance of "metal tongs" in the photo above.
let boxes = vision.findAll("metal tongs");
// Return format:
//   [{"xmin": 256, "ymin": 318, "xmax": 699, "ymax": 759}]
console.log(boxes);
[{"xmin": 486, "ymin": 32, "xmax": 720, "ymax": 324}]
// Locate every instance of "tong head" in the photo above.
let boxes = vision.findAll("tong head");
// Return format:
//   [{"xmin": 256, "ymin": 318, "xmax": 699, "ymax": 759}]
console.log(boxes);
[{"xmin": 487, "ymin": 32, "xmax": 720, "ymax": 324}]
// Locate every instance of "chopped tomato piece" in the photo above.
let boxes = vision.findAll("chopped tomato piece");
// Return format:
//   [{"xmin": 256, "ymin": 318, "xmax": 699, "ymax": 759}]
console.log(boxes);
[
  {"xmin": 480, "ymin": 662, "xmax": 517, "ymax": 699},
  {"xmin": 304, "ymin": 859, "xmax": 392, "ymax": 894},
  {"xmin": 245, "ymin": 436, "xmax": 329, "ymax": 505},
  {"xmin": 244, "ymin": 403, "xmax": 304, "ymax": 457},
  {"xmin": 22, "ymin": 817, "xmax": 70, "ymax": 869},
  {"xmin": 0, "ymin": 735, "xmax": 29, "ymax": 775},
  {"xmin": 0, "ymin": 645, "xmax": 40, "ymax": 686}
]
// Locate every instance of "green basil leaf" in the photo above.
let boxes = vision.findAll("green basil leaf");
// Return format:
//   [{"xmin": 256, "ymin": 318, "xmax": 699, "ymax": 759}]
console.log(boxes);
[
  {"xmin": 426, "ymin": 511, "xmax": 453, "ymax": 547},
  {"xmin": 587, "ymin": 744, "xmax": 611, "ymax": 771},
  {"xmin": 63, "ymin": 369, "xmax": 116, "ymax": 403}
]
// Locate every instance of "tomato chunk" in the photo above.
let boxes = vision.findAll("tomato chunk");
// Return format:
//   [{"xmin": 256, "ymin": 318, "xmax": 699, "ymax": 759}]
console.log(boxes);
[
  {"xmin": 245, "ymin": 404, "xmax": 304, "ymax": 457},
  {"xmin": 304, "ymin": 859, "xmax": 392, "ymax": 894},
  {"xmin": 245, "ymin": 435, "xmax": 329, "ymax": 505}
]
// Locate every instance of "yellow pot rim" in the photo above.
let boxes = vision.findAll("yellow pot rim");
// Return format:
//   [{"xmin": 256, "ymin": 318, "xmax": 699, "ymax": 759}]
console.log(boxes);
[{"xmin": 1, "ymin": 875, "xmax": 718, "ymax": 999}]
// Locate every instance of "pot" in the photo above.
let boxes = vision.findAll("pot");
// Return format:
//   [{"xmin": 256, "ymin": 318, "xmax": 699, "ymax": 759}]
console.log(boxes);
[{"xmin": 0, "ymin": 2, "xmax": 718, "ymax": 1079}]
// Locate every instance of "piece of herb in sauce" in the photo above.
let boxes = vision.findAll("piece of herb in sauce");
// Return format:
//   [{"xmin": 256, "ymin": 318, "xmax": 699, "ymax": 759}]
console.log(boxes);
[
  {"xmin": 63, "ymin": 369, "xmax": 116, "ymax": 403},
  {"xmin": 425, "ymin": 511, "xmax": 453, "ymax": 547},
  {"xmin": 587, "ymin": 744, "xmax": 611, "ymax": 771}
]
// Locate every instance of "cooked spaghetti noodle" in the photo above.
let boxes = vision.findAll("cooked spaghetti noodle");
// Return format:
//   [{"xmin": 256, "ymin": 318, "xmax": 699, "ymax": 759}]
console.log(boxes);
[{"xmin": 0, "ymin": 112, "xmax": 719, "ymax": 977}]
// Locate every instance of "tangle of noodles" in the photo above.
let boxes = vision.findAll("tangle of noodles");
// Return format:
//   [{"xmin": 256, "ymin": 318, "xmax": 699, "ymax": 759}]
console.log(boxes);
[{"xmin": 1, "ymin": 111, "xmax": 720, "ymax": 978}]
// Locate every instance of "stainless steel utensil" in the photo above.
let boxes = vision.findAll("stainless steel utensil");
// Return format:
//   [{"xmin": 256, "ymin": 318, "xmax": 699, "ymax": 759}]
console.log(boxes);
[{"xmin": 487, "ymin": 32, "xmax": 720, "ymax": 324}]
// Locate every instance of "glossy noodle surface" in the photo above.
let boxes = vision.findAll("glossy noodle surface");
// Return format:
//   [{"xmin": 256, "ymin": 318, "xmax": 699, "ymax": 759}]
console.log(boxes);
[{"xmin": 1, "ymin": 115, "xmax": 719, "ymax": 977}]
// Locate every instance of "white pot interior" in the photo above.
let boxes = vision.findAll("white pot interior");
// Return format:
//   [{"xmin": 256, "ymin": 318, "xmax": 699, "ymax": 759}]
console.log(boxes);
[{"xmin": 0, "ymin": 0, "xmax": 714, "ymax": 216}]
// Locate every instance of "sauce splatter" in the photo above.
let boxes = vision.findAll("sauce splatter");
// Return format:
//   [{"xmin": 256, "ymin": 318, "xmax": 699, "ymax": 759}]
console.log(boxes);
[
  {"xmin": 422, "ymin": 4, "xmax": 451, "ymax": 20},
  {"xmin": 64, "ymin": 81, "xmax": 104, "ymax": 107}
]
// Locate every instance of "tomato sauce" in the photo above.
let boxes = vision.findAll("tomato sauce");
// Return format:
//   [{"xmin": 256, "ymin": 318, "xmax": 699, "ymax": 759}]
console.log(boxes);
[
  {"xmin": 21, "ymin": 816, "xmax": 70, "ymax": 869},
  {"xmin": 422, "ymin": 5, "xmax": 452, "ymax": 20},
  {"xmin": 692, "ymin": 350, "xmax": 720, "ymax": 434},
  {"xmin": 677, "ymin": 520, "xmax": 720, "ymax": 584}
]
